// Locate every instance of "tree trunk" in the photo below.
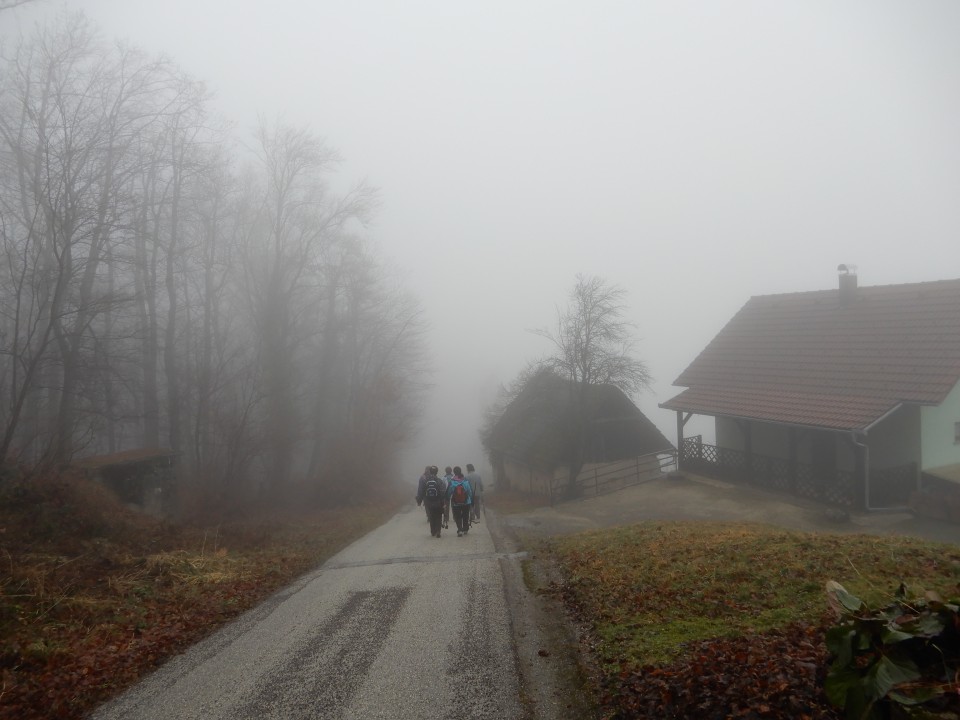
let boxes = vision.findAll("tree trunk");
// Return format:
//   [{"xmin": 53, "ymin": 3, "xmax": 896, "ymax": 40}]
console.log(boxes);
[{"xmin": 164, "ymin": 144, "xmax": 183, "ymax": 456}]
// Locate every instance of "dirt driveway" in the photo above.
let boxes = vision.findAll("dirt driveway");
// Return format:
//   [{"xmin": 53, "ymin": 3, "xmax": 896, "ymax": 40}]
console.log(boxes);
[{"xmin": 495, "ymin": 472, "xmax": 960, "ymax": 545}]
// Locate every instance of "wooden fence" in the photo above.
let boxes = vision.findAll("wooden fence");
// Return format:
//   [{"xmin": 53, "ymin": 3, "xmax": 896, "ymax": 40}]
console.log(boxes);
[{"xmin": 554, "ymin": 451, "xmax": 678, "ymax": 501}]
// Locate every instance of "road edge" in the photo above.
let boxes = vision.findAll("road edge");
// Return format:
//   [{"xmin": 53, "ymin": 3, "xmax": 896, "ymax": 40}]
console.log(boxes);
[{"xmin": 484, "ymin": 509, "xmax": 601, "ymax": 720}]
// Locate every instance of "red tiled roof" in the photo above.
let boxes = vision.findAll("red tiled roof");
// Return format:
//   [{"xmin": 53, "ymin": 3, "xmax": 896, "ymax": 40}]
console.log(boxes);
[
  {"xmin": 662, "ymin": 386, "xmax": 900, "ymax": 431},
  {"xmin": 661, "ymin": 278, "xmax": 960, "ymax": 431}
]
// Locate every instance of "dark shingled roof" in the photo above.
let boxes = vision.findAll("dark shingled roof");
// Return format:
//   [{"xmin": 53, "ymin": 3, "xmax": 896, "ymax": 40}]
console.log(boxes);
[
  {"xmin": 490, "ymin": 373, "xmax": 673, "ymax": 468},
  {"xmin": 661, "ymin": 278, "xmax": 960, "ymax": 431}
]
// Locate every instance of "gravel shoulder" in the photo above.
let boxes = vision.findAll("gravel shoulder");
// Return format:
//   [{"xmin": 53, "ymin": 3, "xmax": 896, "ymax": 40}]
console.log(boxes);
[{"xmin": 485, "ymin": 509, "xmax": 601, "ymax": 720}]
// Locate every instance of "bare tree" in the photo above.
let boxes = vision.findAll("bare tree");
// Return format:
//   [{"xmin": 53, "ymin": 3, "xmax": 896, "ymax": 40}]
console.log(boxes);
[
  {"xmin": 0, "ymin": 1, "xmax": 38, "ymax": 10},
  {"xmin": 0, "ymin": 16, "xmax": 140, "ymax": 462},
  {"xmin": 0, "ymin": 12, "xmax": 432, "ymax": 515},
  {"xmin": 535, "ymin": 275, "xmax": 650, "ymax": 394},
  {"xmin": 307, "ymin": 244, "xmax": 428, "ymax": 500},
  {"xmin": 0, "ymin": 14, "xmax": 201, "ymax": 464},
  {"xmin": 533, "ymin": 274, "xmax": 651, "ymax": 491},
  {"xmin": 236, "ymin": 119, "xmax": 375, "ymax": 499}
]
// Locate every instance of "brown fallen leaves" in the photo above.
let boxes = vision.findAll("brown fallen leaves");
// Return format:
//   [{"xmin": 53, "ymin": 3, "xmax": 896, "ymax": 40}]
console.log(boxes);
[
  {"xmin": 0, "ymin": 476, "xmax": 404, "ymax": 720},
  {"xmin": 602, "ymin": 622, "xmax": 840, "ymax": 719},
  {"xmin": 542, "ymin": 522, "xmax": 960, "ymax": 719}
]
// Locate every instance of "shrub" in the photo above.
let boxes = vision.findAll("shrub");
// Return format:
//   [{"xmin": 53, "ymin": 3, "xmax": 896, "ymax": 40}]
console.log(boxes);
[
  {"xmin": 825, "ymin": 581, "xmax": 960, "ymax": 719},
  {"xmin": 0, "ymin": 470, "xmax": 147, "ymax": 541}
]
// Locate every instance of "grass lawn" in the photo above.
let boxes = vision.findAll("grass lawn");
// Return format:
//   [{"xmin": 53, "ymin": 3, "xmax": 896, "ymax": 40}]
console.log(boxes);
[
  {"xmin": 484, "ymin": 486, "xmax": 550, "ymax": 515},
  {"xmin": 545, "ymin": 521, "xmax": 960, "ymax": 719},
  {"xmin": 0, "ymin": 476, "xmax": 405, "ymax": 720}
]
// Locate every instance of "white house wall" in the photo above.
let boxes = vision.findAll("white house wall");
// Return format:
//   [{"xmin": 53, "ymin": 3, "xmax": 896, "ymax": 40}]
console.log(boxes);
[{"xmin": 921, "ymin": 380, "xmax": 960, "ymax": 470}]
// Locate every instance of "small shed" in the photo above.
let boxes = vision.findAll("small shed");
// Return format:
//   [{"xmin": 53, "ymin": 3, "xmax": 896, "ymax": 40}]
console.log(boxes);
[
  {"xmin": 486, "ymin": 372, "xmax": 674, "ymax": 495},
  {"xmin": 74, "ymin": 448, "xmax": 176, "ymax": 517}
]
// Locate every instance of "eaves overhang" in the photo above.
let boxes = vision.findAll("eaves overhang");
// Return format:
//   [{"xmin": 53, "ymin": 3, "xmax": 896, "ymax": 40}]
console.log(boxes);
[
  {"xmin": 659, "ymin": 386, "xmax": 908, "ymax": 434},
  {"xmin": 659, "ymin": 403, "xmax": 866, "ymax": 434}
]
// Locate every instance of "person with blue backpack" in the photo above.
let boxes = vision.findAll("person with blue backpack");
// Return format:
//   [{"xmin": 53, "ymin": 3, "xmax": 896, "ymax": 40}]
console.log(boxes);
[
  {"xmin": 446, "ymin": 466, "xmax": 473, "ymax": 537},
  {"xmin": 416, "ymin": 465, "xmax": 446, "ymax": 538}
]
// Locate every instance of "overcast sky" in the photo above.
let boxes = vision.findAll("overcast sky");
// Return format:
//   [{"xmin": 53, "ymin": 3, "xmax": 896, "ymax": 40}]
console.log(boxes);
[{"xmin": 5, "ymin": 1, "xmax": 960, "ymax": 477}]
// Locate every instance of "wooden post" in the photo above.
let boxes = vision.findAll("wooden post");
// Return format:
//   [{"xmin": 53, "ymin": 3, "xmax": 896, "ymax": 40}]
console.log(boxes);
[
  {"xmin": 788, "ymin": 428, "xmax": 798, "ymax": 492},
  {"xmin": 854, "ymin": 441, "xmax": 867, "ymax": 510},
  {"xmin": 734, "ymin": 420, "xmax": 753, "ymax": 484},
  {"xmin": 676, "ymin": 411, "xmax": 684, "ymax": 469}
]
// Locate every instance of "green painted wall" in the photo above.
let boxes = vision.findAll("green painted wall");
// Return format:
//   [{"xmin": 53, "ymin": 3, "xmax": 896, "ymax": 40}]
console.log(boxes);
[{"xmin": 921, "ymin": 380, "xmax": 960, "ymax": 470}]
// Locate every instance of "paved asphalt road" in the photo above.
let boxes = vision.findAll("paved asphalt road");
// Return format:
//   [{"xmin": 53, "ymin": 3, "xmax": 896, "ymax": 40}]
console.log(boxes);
[
  {"xmin": 97, "ymin": 471, "xmax": 952, "ymax": 719},
  {"xmin": 93, "ymin": 507, "xmax": 525, "ymax": 720}
]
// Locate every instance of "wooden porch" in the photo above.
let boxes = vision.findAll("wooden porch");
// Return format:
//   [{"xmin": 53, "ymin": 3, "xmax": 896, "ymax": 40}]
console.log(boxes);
[{"xmin": 679, "ymin": 435, "xmax": 916, "ymax": 510}]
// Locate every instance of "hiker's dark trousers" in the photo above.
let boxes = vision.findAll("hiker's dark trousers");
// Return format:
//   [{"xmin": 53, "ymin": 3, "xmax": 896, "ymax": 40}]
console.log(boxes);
[
  {"xmin": 453, "ymin": 505, "xmax": 470, "ymax": 532},
  {"xmin": 427, "ymin": 505, "xmax": 444, "ymax": 536},
  {"xmin": 471, "ymin": 494, "xmax": 482, "ymax": 520}
]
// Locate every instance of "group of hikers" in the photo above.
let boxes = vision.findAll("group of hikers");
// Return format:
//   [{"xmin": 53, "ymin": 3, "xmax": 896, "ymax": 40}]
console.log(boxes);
[{"xmin": 415, "ymin": 464, "xmax": 484, "ymax": 538}]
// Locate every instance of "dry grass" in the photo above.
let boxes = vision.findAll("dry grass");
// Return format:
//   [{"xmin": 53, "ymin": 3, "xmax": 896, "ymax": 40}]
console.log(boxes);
[
  {"xmin": 0, "ymin": 477, "xmax": 406, "ymax": 720},
  {"xmin": 547, "ymin": 520, "xmax": 960, "ymax": 668},
  {"xmin": 546, "ymin": 520, "xmax": 960, "ymax": 718},
  {"xmin": 485, "ymin": 486, "xmax": 549, "ymax": 515}
]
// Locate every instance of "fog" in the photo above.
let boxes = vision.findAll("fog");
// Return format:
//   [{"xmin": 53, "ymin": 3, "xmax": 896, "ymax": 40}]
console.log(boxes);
[{"xmin": 6, "ymin": 0, "xmax": 959, "ymax": 480}]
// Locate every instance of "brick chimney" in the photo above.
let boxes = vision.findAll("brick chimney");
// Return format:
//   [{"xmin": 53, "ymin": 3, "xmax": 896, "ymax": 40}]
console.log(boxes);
[{"xmin": 838, "ymin": 264, "xmax": 858, "ymax": 306}]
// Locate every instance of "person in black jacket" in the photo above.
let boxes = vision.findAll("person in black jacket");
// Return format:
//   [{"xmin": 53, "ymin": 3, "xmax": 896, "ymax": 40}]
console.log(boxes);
[
  {"xmin": 416, "ymin": 466, "xmax": 431, "ymax": 524},
  {"xmin": 416, "ymin": 465, "xmax": 446, "ymax": 538}
]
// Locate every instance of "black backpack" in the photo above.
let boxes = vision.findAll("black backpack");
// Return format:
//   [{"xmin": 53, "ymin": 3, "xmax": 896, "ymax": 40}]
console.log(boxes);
[{"xmin": 424, "ymin": 477, "xmax": 442, "ymax": 507}]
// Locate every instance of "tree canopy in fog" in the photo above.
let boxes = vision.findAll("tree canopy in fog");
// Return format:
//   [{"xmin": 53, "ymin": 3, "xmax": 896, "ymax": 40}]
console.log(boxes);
[
  {"xmin": 535, "ymin": 274, "xmax": 651, "ymax": 397},
  {"xmin": 483, "ymin": 275, "xmax": 650, "ymax": 493},
  {"xmin": 0, "ymin": 12, "xmax": 429, "ymax": 509}
]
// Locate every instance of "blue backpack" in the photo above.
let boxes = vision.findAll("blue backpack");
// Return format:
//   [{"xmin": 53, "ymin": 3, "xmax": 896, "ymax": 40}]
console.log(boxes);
[{"xmin": 451, "ymin": 480, "xmax": 469, "ymax": 505}]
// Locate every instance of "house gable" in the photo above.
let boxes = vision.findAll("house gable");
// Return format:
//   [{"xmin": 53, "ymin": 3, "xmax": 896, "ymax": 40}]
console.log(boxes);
[{"xmin": 662, "ymin": 278, "xmax": 960, "ymax": 432}]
